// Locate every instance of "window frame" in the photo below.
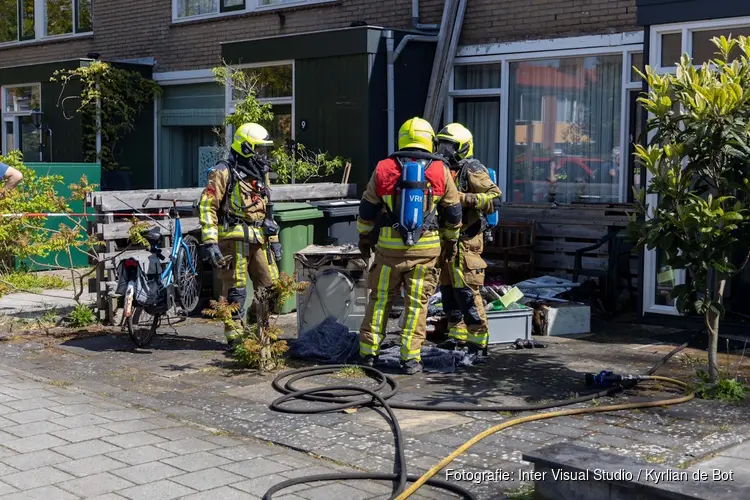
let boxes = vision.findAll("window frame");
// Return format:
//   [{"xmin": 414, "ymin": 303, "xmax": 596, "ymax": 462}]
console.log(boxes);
[
  {"xmin": 448, "ymin": 38, "xmax": 643, "ymax": 204},
  {"xmin": 172, "ymin": 0, "xmax": 336, "ymax": 23},
  {"xmin": 224, "ymin": 60, "xmax": 295, "ymax": 143},
  {"xmin": 1, "ymin": 83, "xmax": 42, "ymax": 160},
  {"xmin": 0, "ymin": 0, "xmax": 92, "ymax": 47}
]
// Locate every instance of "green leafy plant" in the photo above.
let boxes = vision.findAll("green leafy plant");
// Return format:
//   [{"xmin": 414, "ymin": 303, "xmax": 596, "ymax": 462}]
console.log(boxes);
[
  {"xmin": 0, "ymin": 272, "xmax": 69, "ymax": 293},
  {"xmin": 335, "ymin": 365, "xmax": 367, "ymax": 379},
  {"xmin": 694, "ymin": 369, "xmax": 746, "ymax": 402},
  {"xmin": 212, "ymin": 63, "xmax": 347, "ymax": 184},
  {"xmin": 51, "ymin": 61, "xmax": 162, "ymax": 171},
  {"xmin": 629, "ymin": 35, "xmax": 750, "ymax": 381},
  {"xmin": 67, "ymin": 303, "xmax": 97, "ymax": 327}
]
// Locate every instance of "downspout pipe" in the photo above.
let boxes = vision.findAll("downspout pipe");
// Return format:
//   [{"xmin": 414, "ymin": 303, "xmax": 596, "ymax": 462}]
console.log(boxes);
[
  {"xmin": 386, "ymin": 30, "xmax": 396, "ymax": 155},
  {"xmin": 412, "ymin": 0, "xmax": 440, "ymax": 32}
]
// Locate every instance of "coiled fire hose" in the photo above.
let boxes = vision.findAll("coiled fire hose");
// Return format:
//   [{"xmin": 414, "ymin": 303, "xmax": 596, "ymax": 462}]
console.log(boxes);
[{"xmin": 265, "ymin": 343, "xmax": 694, "ymax": 500}]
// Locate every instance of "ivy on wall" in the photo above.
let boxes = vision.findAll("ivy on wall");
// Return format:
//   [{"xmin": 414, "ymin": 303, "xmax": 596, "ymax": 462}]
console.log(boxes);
[{"xmin": 51, "ymin": 61, "xmax": 162, "ymax": 171}]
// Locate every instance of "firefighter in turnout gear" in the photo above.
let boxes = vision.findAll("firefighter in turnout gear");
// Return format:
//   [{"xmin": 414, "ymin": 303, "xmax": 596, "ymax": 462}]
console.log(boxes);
[
  {"xmin": 357, "ymin": 117, "xmax": 463, "ymax": 375},
  {"xmin": 198, "ymin": 123, "xmax": 282, "ymax": 346},
  {"xmin": 435, "ymin": 123, "xmax": 502, "ymax": 355}
]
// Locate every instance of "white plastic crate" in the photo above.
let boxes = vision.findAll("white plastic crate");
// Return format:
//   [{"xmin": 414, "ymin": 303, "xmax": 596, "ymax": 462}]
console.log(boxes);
[{"xmin": 487, "ymin": 307, "xmax": 533, "ymax": 344}]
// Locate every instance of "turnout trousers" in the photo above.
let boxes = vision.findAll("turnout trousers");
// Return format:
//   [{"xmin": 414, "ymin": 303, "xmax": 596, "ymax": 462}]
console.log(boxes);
[
  {"xmin": 439, "ymin": 238, "xmax": 489, "ymax": 348},
  {"xmin": 359, "ymin": 253, "xmax": 439, "ymax": 362},
  {"xmin": 216, "ymin": 240, "xmax": 280, "ymax": 341}
]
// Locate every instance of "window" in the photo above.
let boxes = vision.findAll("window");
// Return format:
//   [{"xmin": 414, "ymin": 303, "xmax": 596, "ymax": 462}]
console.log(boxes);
[
  {"xmin": 454, "ymin": 98, "xmax": 500, "ymax": 178},
  {"xmin": 454, "ymin": 64, "xmax": 501, "ymax": 90},
  {"xmin": 226, "ymin": 63, "xmax": 294, "ymax": 147},
  {"xmin": 174, "ymin": 0, "xmax": 333, "ymax": 21},
  {"xmin": 1, "ymin": 84, "xmax": 42, "ymax": 161},
  {"xmin": 0, "ymin": 0, "xmax": 91, "ymax": 45},
  {"xmin": 508, "ymin": 55, "xmax": 623, "ymax": 204}
]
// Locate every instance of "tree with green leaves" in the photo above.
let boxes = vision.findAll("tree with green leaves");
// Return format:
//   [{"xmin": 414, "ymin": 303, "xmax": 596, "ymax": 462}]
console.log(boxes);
[{"xmin": 630, "ymin": 35, "xmax": 750, "ymax": 382}]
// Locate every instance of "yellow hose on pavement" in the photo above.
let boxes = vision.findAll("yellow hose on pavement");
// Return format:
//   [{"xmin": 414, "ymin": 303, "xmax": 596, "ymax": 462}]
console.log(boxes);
[{"xmin": 395, "ymin": 376, "xmax": 693, "ymax": 500}]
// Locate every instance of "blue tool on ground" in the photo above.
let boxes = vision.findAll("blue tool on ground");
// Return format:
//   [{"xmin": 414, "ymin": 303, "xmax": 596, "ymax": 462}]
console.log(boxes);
[{"xmin": 585, "ymin": 371, "xmax": 645, "ymax": 387}]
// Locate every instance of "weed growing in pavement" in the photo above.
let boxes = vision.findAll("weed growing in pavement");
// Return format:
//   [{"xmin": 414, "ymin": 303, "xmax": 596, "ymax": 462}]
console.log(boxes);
[
  {"xmin": 694, "ymin": 369, "xmax": 746, "ymax": 403},
  {"xmin": 67, "ymin": 304, "xmax": 97, "ymax": 327},
  {"xmin": 335, "ymin": 366, "xmax": 367, "ymax": 379},
  {"xmin": 646, "ymin": 454, "xmax": 665, "ymax": 464},
  {"xmin": 505, "ymin": 484, "xmax": 534, "ymax": 500}
]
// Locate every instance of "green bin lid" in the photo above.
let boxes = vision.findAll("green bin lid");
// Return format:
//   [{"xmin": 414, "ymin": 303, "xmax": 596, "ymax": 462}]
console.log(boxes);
[{"xmin": 273, "ymin": 202, "xmax": 324, "ymax": 222}]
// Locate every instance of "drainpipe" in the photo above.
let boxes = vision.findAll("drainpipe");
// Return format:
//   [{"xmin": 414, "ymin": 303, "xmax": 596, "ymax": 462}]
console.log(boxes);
[
  {"xmin": 412, "ymin": 0, "xmax": 440, "ymax": 32},
  {"xmin": 386, "ymin": 30, "xmax": 396, "ymax": 155}
]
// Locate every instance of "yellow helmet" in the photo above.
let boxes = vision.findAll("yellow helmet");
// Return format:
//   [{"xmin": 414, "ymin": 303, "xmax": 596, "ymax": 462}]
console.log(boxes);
[
  {"xmin": 398, "ymin": 117, "xmax": 435, "ymax": 153},
  {"xmin": 436, "ymin": 123, "xmax": 474, "ymax": 160},
  {"xmin": 231, "ymin": 123, "xmax": 273, "ymax": 158}
]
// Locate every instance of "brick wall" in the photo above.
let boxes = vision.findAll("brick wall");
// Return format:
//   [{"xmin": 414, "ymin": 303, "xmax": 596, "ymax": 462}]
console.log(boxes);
[{"xmin": 0, "ymin": 0, "xmax": 638, "ymax": 72}]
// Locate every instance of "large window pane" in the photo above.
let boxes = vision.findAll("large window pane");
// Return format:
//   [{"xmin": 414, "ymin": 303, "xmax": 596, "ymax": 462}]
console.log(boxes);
[
  {"xmin": 454, "ymin": 98, "xmax": 500, "ymax": 179},
  {"xmin": 508, "ymin": 55, "xmax": 622, "ymax": 204},
  {"xmin": 692, "ymin": 27, "xmax": 750, "ymax": 64},
  {"xmin": 231, "ymin": 64, "xmax": 293, "ymax": 100},
  {"xmin": 45, "ymin": 0, "xmax": 73, "ymax": 36},
  {"xmin": 454, "ymin": 64, "xmax": 501, "ymax": 90},
  {"xmin": 76, "ymin": 0, "xmax": 92, "ymax": 32},
  {"xmin": 177, "ymin": 0, "xmax": 218, "ymax": 18},
  {"xmin": 4, "ymin": 85, "xmax": 41, "ymax": 113},
  {"xmin": 661, "ymin": 32, "xmax": 682, "ymax": 66},
  {"xmin": 263, "ymin": 103, "xmax": 292, "ymax": 149},
  {"xmin": 630, "ymin": 52, "xmax": 643, "ymax": 82},
  {"xmin": 220, "ymin": 0, "xmax": 244, "ymax": 11},
  {"xmin": 3, "ymin": 120, "xmax": 14, "ymax": 154},
  {"xmin": 21, "ymin": 0, "xmax": 34, "ymax": 39},
  {"xmin": 0, "ymin": 0, "xmax": 18, "ymax": 43},
  {"xmin": 20, "ymin": 116, "xmax": 40, "ymax": 161}
]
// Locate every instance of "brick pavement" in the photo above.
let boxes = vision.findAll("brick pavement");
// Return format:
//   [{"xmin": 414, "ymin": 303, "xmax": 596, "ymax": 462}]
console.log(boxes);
[{"xmin": 0, "ymin": 366, "xmax": 447, "ymax": 500}]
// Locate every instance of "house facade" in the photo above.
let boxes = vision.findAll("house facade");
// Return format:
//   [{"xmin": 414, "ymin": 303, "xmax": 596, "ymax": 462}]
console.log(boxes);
[{"xmin": 2, "ymin": 0, "xmax": 750, "ymax": 322}]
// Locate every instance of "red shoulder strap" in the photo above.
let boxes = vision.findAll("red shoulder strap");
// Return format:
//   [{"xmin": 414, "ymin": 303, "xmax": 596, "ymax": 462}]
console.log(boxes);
[
  {"xmin": 425, "ymin": 160, "xmax": 446, "ymax": 196},
  {"xmin": 375, "ymin": 158, "xmax": 401, "ymax": 197}
]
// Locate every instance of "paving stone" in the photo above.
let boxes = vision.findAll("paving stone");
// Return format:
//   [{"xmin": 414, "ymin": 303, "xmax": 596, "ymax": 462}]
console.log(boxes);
[
  {"xmin": 0, "ymin": 394, "xmax": 18, "ymax": 404},
  {"xmin": 2, "ymin": 466, "xmax": 75, "ymax": 490},
  {"xmin": 296, "ymin": 482, "xmax": 373, "ymax": 500},
  {"xmin": 101, "ymin": 431, "xmax": 166, "ymax": 449},
  {"xmin": 0, "ymin": 485, "xmax": 79, "ymax": 500},
  {"xmin": 55, "ymin": 455, "xmax": 128, "ymax": 477},
  {"xmin": 0, "ymin": 389, "xmax": 57, "ymax": 401},
  {"xmin": 581, "ymin": 433, "xmax": 638, "ymax": 449},
  {"xmin": 155, "ymin": 438, "xmax": 219, "ymax": 455},
  {"xmin": 111, "ymin": 461, "xmax": 184, "ymax": 485},
  {"xmin": 211, "ymin": 444, "xmax": 276, "ymax": 461},
  {"xmin": 169, "ymin": 467, "xmax": 245, "ymax": 491},
  {"xmin": 0, "ymin": 450, "xmax": 68, "ymax": 471},
  {"xmin": 0, "ymin": 461, "xmax": 19, "ymax": 475},
  {"xmin": 0, "ymin": 431, "xmax": 21, "ymax": 444},
  {"xmin": 5, "ymin": 421, "xmax": 67, "ymax": 439},
  {"xmin": 161, "ymin": 451, "xmax": 231, "ymax": 472},
  {"xmin": 278, "ymin": 465, "xmax": 339, "ymax": 480},
  {"xmin": 266, "ymin": 453, "xmax": 320, "ymax": 469},
  {"xmin": 0, "ymin": 480, "xmax": 17, "ymax": 495},
  {"xmin": 0, "ymin": 404, "xmax": 17, "ymax": 415},
  {"xmin": 118, "ymin": 479, "xmax": 196, "ymax": 500},
  {"xmin": 106, "ymin": 445, "xmax": 177, "ymax": 466},
  {"xmin": 231, "ymin": 473, "xmax": 298, "ymax": 495},
  {"xmin": 180, "ymin": 485, "xmax": 259, "ymax": 500},
  {"xmin": 4, "ymin": 409, "xmax": 64, "ymax": 425},
  {"xmin": 3, "ymin": 434, "xmax": 69, "ymax": 454},
  {"xmin": 720, "ymin": 442, "xmax": 750, "ymax": 460},
  {"xmin": 52, "ymin": 404, "xmax": 108, "ymax": 417},
  {"xmin": 50, "ymin": 425, "xmax": 116, "ymax": 443},
  {"xmin": 96, "ymin": 409, "xmax": 152, "ymax": 422},
  {"xmin": 4, "ymin": 398, "xmax": 59, "ymax": 412},
  {"xmin": 220, "ymin": 457, "xmax": 293, "ymax": 479},
  {"xmin": 87, "ymin": 495, "xmax": 128, "ymax": 500},
  {"xmin": 148, "ymin": 427, "xmax": 208, "ymax": 441},
  {"xmin": 54, "ymin": 438, "xmax": 122, "ymax": 459},
  {"xmin": 47, "ymin": 395, "xmax": 97, "ymax": 405},
  {"xmin": 52, "ymin": 414, "xmax": 113, "ymax": 429},
  {"xmin": 101, "ymin": 420, "xmax": 164, "ymax": 434},
  {"xmin": 57, "ymin": 471, "xmax": 134, "ymax": 497}
]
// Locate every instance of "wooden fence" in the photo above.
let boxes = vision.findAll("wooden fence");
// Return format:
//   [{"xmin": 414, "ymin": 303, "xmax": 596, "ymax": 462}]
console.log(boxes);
[{"xmin": 86, "ymin": 183, "xmax": 357, "ymax": 323}]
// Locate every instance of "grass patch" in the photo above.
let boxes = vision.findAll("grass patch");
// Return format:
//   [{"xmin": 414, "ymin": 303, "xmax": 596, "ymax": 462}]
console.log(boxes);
[
  {"xmin": 498, "ymin": 410, "xmax": 513, "ymax": 417},
  {"xmin": 646, "ymin": 454, "xmax": 665, "ymax": 464},
  {"xmin": 0, "ymin": 272, "xmax": 70, "ymax": 294},
  {"xmin": 67, "ymin": 304, "xmax": 97, "ymax": 328},
  {"xmin": 505, "ymin": 484, "xmax": 534, "ymax": 500},
  {"xmin": 334, "ymin": 365, "xmax": 367, "ymax": 379},
  {"xmin": 48, "ymin": 379, "xmax": 71, "ymax": 388}
]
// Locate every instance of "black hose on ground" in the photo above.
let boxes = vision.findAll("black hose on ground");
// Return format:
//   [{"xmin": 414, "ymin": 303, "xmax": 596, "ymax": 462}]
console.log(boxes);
[{"xmin": 264, "ymin": 343, "xmax": 690, "ymax": 500}]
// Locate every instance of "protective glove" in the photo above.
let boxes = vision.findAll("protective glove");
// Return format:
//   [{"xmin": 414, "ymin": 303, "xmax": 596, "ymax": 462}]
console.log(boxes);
[
  {"xmin": 490, "ymin": 197, "xmax": 502, "ymax": 212},
  {"xmin": 204, "ymin": 243, "xmax": 225, "ymax": 268},
  {"xmin": 462, "ymin": 193, "xmax": 478, "ymax": 208},
  {"xmin": 270, "ymin": 242, "xmax": 283, "ymax": 262},
  {"xmin": 440, "ymin": 239, "xmax": 458, "ymax": 264},
  {"xmin": 358, "ymin": 236, "xmax": 373, "ymax": 263}
]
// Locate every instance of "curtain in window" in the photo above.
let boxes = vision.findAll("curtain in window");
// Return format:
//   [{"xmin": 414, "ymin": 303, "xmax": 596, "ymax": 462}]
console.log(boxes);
[
  {"xmin": 508, "ymin": 55, "xmax": 622, "ymax": 204},
  {"xmin": 177, "ymin": 0, "xmax": 218, "ymax": 18},
  {"xmin": 454, "ymin": 64, "xmax": 501, "ymax": 90},
  {"xmin": 454, "ymin": 98, "xmax": 500, "ymax": 179}
]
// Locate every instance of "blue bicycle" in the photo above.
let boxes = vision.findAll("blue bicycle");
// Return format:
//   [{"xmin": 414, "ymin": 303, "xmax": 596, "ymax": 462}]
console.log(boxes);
[{"xmin": 120, "ymin": 194, "xmax": 202, "ymax": 347}]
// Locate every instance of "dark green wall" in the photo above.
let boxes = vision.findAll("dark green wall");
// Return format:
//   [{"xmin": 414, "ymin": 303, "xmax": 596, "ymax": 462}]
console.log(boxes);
[
  {"xmin": 0, "ymin": 60, "xmax": 84, "ymax": 163},
  {"xmin": 295, "ymin": 54, "xmax": 370, "ymax": 189}
]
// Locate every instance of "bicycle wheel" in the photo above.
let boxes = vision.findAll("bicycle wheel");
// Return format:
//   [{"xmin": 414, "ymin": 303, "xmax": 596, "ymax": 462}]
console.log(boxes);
[
  {"xmin": 126, "ymin": 306, "xmax": 159, "ymax": 347},
  {"xmin": 176, "ymin": 234, "xmax": 202, "ymax": 315}
]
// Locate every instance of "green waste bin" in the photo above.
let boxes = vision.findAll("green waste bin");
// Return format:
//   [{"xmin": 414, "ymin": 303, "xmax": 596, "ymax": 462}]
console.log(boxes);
[{"xmin": 272, "ymin": 202, "xmax": 323, "ymax": 313}]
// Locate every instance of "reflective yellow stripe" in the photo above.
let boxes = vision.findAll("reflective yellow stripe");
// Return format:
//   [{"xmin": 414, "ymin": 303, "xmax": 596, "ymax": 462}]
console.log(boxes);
[
  {"xmin": 377, "ymin": 229, "xmax": 441, "ymax": 250},
  {"xmin": 449, "ymin": 327, "xmax": 469, "ymax": 341},
  {"xmin": 401, "ymin": 265, "xmax": 425, "ymax": 361},
  {"xmin": 440, "ymin": 227, "xmax": 460, "ymax": 240},
  {"xmin": 362, "ymin": 264, "xmax": 391, "ymax": 356},
  {"xmin": 269, "ymin": 257, "xmax": 279, "ymax": 281},
  {"xmin": 467, "ymin": 330, "xmax": 488, "ymax": 347},
  {"xmin": 218, "ymin": 225, "xmax": 264, "ymax": 243},
  {"xmin": 357, "ymin": 219, "xmax": 374, "ymax": 234},
  {"xmin": 199, "ymin": 195, "xmax": 217, "ymax": 242},
  {"xmin": 234, "ymin": 241, "xmax": 247, "ymax": 288},
  {"xmin": 452, "ymin": 245, "xmax": 466, "ymax": 288}
]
